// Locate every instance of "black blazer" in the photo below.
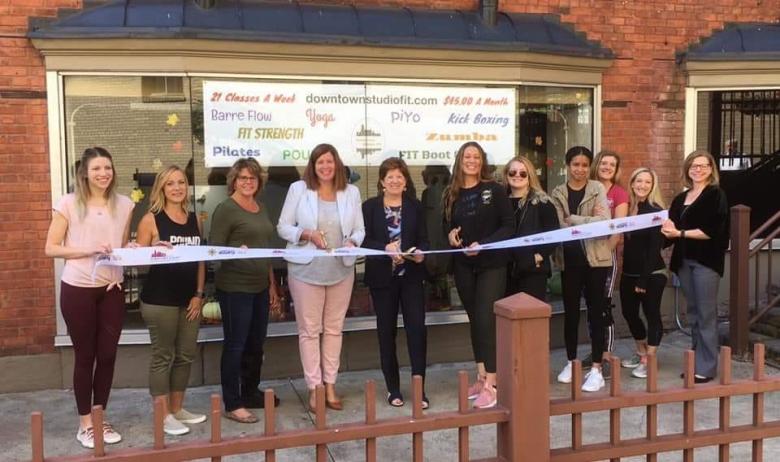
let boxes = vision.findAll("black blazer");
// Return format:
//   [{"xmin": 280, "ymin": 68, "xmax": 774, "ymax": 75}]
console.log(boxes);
[
  {"xmin": 361, "ymin": 194, "xmax": 430, "ymax": 288},
  {"xmin": 509, "ymin": 191, "xmax": 560, "ymax": 277}
]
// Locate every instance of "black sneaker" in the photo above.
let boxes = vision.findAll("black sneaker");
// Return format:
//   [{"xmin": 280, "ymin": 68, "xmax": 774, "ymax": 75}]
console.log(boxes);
[{"xmin": 242, "ymin": 394, "xmax": 281, "ymax": 409}]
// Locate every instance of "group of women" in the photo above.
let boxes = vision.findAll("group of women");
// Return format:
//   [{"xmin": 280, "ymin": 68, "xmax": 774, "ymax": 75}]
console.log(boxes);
[{"xmin": 46, "ymin": 142, "xmax": 729, "ymax": 448}]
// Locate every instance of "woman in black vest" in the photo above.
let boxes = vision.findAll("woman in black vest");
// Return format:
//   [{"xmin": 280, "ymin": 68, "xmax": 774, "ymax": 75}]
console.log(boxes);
[
  {"xmin": 137, "ymin": 165, "xmax": 206, "ymax": 436},
  {"xmin": 362, "ymin": 157, "xmax": 429, "ymax": 408}
]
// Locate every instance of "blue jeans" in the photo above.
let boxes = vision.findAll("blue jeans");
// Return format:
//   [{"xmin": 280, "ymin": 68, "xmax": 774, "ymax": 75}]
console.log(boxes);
[
  {"xmin": 217, "ymin": 289, "xmax": 270, "ymax": 412},
  {"xmin": 676, "ymin": 259, "xmax": 721, "ymax": 378}
]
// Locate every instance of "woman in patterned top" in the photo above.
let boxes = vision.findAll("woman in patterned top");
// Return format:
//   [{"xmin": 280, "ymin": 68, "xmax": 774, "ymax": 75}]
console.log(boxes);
[{"xmin": 362, "ymin": 157, "xmax": 429, "ymax": 408}]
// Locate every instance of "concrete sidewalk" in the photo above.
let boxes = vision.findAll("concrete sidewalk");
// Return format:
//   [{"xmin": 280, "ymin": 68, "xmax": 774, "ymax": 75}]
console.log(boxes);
[{"xmin": 1, "ymin": 331, "xmax": 779, "ymax": 461}]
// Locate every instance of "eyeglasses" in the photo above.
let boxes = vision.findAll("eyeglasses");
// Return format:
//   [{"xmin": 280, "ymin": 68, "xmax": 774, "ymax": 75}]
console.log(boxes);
[
  {"xmin": 507, "ymin": 170, "xmax": 528, "ymax": 179},
  {"xmin": 237, "ymin": 175, "xmax": 259, "ymax": 183},
  {"xmin": 689, "ymin": 164, "xmax": 711, "ymax": 171}
]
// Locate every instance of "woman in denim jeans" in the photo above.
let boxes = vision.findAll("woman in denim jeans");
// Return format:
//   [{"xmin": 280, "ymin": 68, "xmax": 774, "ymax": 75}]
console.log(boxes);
[
  {"xmin": 662, "ymin": 150, "xmax": 729, "ymax": 384},
  {"xmin": 210, "ymin": 158, "xmax": 281, "ymax": 423}
]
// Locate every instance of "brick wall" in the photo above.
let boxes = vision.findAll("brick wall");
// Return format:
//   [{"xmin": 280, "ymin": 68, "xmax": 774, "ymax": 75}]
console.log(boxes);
[
  {"xmin": 0, "ymin": 0, "xmax": 82, "ymax": 355},
  {"xmin": 0, "ymin": 0, "xmax": 777, "ymax": 356}
]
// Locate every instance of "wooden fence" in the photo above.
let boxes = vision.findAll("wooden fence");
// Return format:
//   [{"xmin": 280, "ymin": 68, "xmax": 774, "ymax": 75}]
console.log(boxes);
[{"xmin": 30, "ymin": 292, "xmax": 780, "ymax": 461}]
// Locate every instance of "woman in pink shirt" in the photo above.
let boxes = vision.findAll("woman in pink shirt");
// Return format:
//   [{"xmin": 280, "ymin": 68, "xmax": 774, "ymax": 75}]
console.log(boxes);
[
  {"xmin": 587, "ymin": 150, "xmax": 629, "ymax": 375},
  {"xmin": 45, "ymin": 147, "xmax": 134, "ymax": 450}
]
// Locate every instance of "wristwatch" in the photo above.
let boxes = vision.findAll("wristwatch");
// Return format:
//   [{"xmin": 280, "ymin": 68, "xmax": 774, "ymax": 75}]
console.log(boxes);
[{"xmin": 195, "ymin": 291, "xmax": 206, "ymax": 299}]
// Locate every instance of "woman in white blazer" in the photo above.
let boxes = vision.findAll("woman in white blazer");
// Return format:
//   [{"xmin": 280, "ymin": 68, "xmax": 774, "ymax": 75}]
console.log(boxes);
[{"xmin": 277, "ymin": 143, "xmax": 365, "ymax": 412}]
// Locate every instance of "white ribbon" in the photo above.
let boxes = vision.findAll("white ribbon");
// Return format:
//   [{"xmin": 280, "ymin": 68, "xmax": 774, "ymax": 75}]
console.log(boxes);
[{"xmin": 96, "ymin": 210, "xmax": 667, "ymax": 268}]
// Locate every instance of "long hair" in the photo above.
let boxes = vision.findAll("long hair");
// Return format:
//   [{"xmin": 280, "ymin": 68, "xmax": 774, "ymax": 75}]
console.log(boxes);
[
  {"xmin": 591, "ymin": 149, "xmax": 622, "ymax": 184},
  {"xmin": 682, "ymin": 149, "xmax": 719, "ymax": 188},
  {"xmin": 302, "ymin": 143, "xmax": 348, "ymax": 191},
  {"xmin": 502, "ymin": 156, "xmax": 544, "ymax": 196},
  {"xmin": 74, "ymin": 147, "xmax": 118, "ymax": 220},
  {"xmin": 226, "ymin": 158, "xmax": 264, "ymax": 196},
  {"xmin": 443, "ymin": 141, "xmax": 493, "ymax": 222},
  {"xmin": 376, "ymin": 157, "xmax": 416, "ymax": 197},
  {"xmin": 148, "ymin": 165, "xmax": 190, "ymax": 215},
  {"xmin": 628, "ymin": 167, "xmax": 666, "ymax": 214}
]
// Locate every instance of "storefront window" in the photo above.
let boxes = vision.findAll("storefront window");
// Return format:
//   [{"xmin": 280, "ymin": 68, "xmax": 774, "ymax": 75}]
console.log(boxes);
[{"xmin": 61, "ymin": 75, "xmax": 594, "ymax": 332}]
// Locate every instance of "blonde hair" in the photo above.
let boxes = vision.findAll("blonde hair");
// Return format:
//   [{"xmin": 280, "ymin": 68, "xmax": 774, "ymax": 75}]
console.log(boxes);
[
  {"xmin": 443, "ymin": 141, "xmax": 493, "ymax": 222},
  {"xmin": 148, "ymin": 166, "xmax": 190, "ymax": 215},
  {"xmin": 74, "ymin": 147, "xmax": 118, "ymax": 220},
  {"xmin": 682, "ymin": 150, "xmax": 719, "ymax": 188},
  {"xmin": 502, "ymin": 156, "xmax": 544, "ymax": 195},
  {"xmin": 628, "ymin": 167, "xmax": 666, "ymax": 213},
  {"xmin": 591, "ymin": 150, "xmax": 622, "ymax": 184}
]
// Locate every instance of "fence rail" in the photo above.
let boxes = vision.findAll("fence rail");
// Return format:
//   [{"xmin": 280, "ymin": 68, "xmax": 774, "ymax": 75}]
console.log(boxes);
[
  {"xmin": 29, "ymin": 292, "xmax": 780, "ymax": 461},
  {"xmin": 730, "ymin": 206, "xmax": 780, "ymax": 356}
]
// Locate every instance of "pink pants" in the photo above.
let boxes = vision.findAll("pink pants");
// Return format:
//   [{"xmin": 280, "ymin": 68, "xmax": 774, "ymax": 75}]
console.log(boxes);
[{"xmin": 288, "ymin": 273, "xmax": 355, "ymax": 390}]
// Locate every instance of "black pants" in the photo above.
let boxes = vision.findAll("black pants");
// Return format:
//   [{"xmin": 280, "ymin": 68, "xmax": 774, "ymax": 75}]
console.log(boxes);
[
  {"xmin": 506, "ymin": 269, "xmax": 548, "ymax": 302},
  {"xmin": 454, "ymin": 262, "xmax": 506, "ymax": 374},
  {"xmin": 370, "ymin": 276, "xmax": 427, "ymax": 395},
  {"xmin": 217, "ymin": 289, "xmax": 270, "ymax": 412},
  {"xmin": 620, "ymin": 273, "xmax": 667, "ymax": 347},
  {"xmin": 562, "ymin": 266, "xmax": 611, "ymax": 363}
]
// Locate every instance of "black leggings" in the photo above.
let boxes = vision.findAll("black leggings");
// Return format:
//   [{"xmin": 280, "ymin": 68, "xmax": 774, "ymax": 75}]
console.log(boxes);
[
  {"xmin": 620, "ymin": 274, "xmax": 667, "ymax": 347},
  {"xmin": 454, "ymin": 262, "xmax": 506, "ymax": 374},
  {"xmin": 562, "ymin": 266, "xmax": 611, "ymax": 363},
  {"xmin": 506, "ymin": 270, "xmax": 548, "ymax": 302},
  {"xmin": 370, "ymin": 276, "xmax": 427, "ymax": 395}
]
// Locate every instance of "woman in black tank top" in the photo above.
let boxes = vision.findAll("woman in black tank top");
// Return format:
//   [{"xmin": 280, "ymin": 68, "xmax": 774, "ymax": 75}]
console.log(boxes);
[{"xmin": 137, "ymin": 166, "xmax": 206, "ymax": 436}]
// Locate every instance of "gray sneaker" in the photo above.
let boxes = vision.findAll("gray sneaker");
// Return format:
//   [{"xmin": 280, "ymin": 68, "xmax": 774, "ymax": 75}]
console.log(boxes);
[
  {"xmin": 173, "ymin": 408, "xmax": 207, "ymax": 424},
  {"xmin": 164, "ymin": 414, "xmax": 190, "ymax": 436},
  {"xmin": 600, "ymin": 360, "xmax": 612, "ymax": 380},
  {"xmin": 621, "ymin": 354, "xmax": 643, "ymax": 369}
]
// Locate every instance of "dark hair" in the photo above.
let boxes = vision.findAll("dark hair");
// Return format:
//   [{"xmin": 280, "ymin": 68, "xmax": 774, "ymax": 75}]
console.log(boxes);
[
  {"xmin": 376, "ymin": 157, "xmax": 416, "ymax": 196},
  {"xmin": 565, "ymin": 146, "xmax": 593, "ymax": 165},
  {"xmin": 226, "ymin": 158, "xmax": 264, "ymax": 196},
  {"xmin": 443, "ymin": 141, "xmax": 493, "ymax": 222},
  {"xmin": 302, "ymin": 143, "xmax": 348, "ymax": 191}
]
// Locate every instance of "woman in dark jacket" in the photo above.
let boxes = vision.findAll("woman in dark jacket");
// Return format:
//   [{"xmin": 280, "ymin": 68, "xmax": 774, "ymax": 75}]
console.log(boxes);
[
  {"xmin": 362, "ymin": 157, "xmax": 429, "ymax": 408},
  {"xmin": 619, "ymin": 168, "xmax": 667, "ymax": 379},
  {"xmin": 502, "ymin": 156, "xmax": 559, "ymax": 301},
  {"xmin": 662, "ymin": 150, "xmax": 729, "ymax": 383},
  {"xmin": 444, "ymin": 141, "xmax": 514, "ymax": 409}
]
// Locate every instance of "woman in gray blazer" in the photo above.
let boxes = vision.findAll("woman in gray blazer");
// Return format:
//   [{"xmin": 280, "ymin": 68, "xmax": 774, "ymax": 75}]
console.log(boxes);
[{"xmin": 277, "ymin": 143, "xmax": 365, "ymax": 412}]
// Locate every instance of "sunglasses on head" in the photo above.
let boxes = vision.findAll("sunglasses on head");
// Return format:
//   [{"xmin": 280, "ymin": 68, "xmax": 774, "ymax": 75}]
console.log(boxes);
[{"xmin": 507, "ymin": 170, "xmax": 528, "ymax": 179}]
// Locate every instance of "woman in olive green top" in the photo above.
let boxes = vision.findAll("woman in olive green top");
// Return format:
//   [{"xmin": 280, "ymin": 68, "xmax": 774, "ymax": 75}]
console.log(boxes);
[{"xmin": 210, "ymin": 158, "xmax": 281, "ymax": 424}]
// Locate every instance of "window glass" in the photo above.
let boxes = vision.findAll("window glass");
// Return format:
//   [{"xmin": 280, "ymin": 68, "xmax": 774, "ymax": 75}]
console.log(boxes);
[{"xmin": 61, "ymin": 75, "xmax": 595, "ymax": 331}]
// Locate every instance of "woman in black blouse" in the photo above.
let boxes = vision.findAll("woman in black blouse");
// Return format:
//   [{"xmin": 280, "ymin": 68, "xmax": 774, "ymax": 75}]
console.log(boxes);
[
  {"xmin": 661, "ymin": 150, "xmax": 729, "ymax": 383},
  {"xmin": 362, "ymin": 157, "xmax": 429, "ymax": 408},
  {"xmin": 619, "ymin": 167, "xmax": 667, "ymax": 379},
  {"xmin": 444, "ymin": 141, "xmax": 513, "ymax": 409},
  {"xmin": 501, "ymin": 156, "xmax": 560, "ymax": 301}
]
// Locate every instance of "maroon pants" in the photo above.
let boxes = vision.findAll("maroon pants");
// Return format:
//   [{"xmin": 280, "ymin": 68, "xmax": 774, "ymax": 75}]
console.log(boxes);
[{"xmin": 60, "ymin": 281, "xmax": 125, "ymax": 416}]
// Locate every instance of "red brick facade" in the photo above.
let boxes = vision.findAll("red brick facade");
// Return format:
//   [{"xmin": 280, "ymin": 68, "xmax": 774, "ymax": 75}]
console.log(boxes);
[{"xmin": 0, "ymin": 0, "xmax": 777, "ymax": 356}]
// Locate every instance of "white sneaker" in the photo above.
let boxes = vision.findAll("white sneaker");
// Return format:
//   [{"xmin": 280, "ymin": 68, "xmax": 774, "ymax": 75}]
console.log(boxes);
[
  {"xmin": 101, "ymin": 422, "xmax": 122, "ymax": 444},
  {"xmin": 557, "ymin": 361, "xmax": 573, "ymax": 384},
  {"xmin": 173, "ymin": 408, "xmax": 207, "ymax": 424},
  {"xmin": 632, "ymin": 363, "xmax": 648, "ymax": 379},
  {"xmin": 581, "ymin": 369, "xmax": 605, "ymax": 392},
  {"xmin": 164, "ymin": 414, "xmax": 190, "ymax": 436},
  {"xmin": 76, "ymin": 427, "xmax": 95, "ymax": 449}
]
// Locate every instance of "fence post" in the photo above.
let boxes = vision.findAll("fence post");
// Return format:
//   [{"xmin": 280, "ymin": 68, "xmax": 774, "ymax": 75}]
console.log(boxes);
[
  {"xmin": 729, "ymin": 205, "xmax": 751, "ymax": 357},
  {"xmin": 495, "ymin": 292, "xmax": 552, "ymax": 462}
]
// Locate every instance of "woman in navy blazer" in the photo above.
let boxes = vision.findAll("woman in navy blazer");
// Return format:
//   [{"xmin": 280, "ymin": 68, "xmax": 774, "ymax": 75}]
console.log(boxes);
[
  {"xmin": 277, "ymin": 143, "xmax": 365, "ymax": 412},
  {"xmin": 362, "ymin": 157, "xmax": 430, "ymax": 408}
]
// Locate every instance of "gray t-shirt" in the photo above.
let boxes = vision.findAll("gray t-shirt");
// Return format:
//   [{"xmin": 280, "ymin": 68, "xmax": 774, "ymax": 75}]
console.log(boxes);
[{"xmin": 288, "ymin": 199, "xmax": 352, "ymax": 285}]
